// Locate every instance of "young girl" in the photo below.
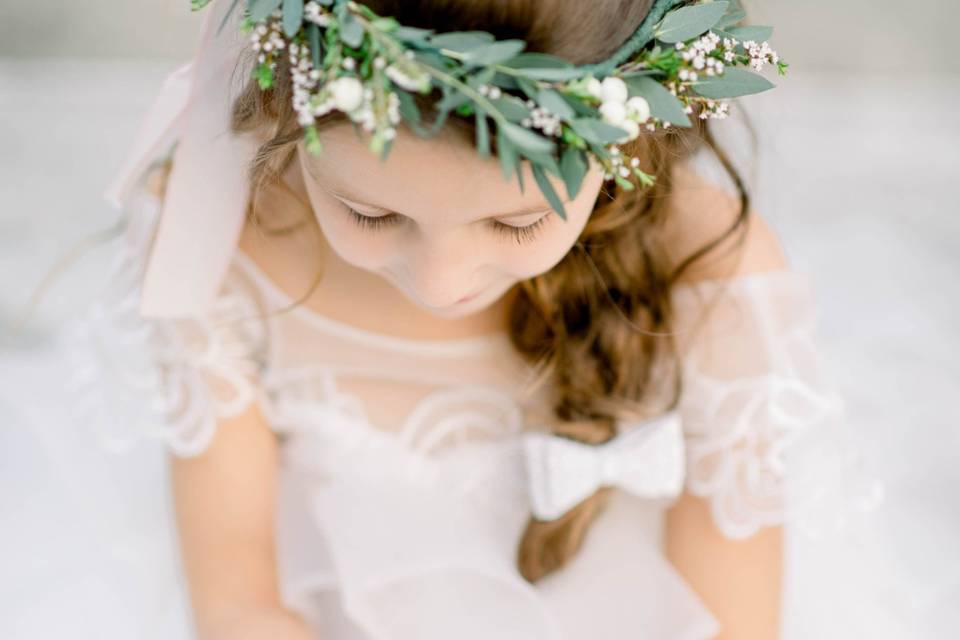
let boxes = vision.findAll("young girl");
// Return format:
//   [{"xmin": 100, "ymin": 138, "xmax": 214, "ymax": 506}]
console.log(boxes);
[{"xmin": 53, "ymin": 0, "xmax": 883, "ymax": 638}]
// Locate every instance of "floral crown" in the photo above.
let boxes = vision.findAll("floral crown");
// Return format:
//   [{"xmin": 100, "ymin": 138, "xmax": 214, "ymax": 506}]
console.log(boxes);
[{"xmin": 193, "ymin": 0, "xmax": 785, "ymax": 220}]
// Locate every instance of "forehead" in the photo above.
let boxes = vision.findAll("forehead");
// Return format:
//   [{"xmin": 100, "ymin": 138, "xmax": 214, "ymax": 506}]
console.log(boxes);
[{"xmin": 301, "ymin": 122, "xmax": 561, "ymax": 218}]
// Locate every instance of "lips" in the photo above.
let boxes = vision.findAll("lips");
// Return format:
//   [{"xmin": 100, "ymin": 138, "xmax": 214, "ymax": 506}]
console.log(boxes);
[{"xmin": 456, "ymin": 289, "xmax": 481, "ymax": 304}]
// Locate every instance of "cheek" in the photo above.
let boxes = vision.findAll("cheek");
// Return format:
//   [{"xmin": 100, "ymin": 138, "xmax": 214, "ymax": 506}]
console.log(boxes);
[
  {"xmin": 496, "ymin": 213, "xmax": 587, "ymax": 278},
  {"xmin": 313, "ymin": 206, "xmax": 394, "ymax": 270}
]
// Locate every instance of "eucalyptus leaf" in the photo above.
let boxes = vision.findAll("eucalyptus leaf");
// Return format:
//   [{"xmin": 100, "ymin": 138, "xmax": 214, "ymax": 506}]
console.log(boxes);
[
  {"xmin": 501, "ymin": 53, "xmax": 583, "ymax": 81},
  {"xmin": 339, "ymin": 10, "xmax": 364, "ymax": 47},
  {"xmin": 475, "ymin": 109, "xmax": 491, "ymax": 157},
  {"xmin": 490, "ymin": 72, "xmax": 520, "ymax": 90},
  {"xmin": 392, "ymin": 26, "xmax": 434, "ymax": 43},
  {"xmin": 531, "ymin": 164, "xmax": 567, "ymax": 221},
  {"xmin": 523, "ymin": 150, "xmax": 561, "ymax": 179},
  {"xmin": 463, "ymin": 40, "xmax": 526, "ymax": 66},
  {"xmin": 307, "ymin": 23, "xmax": 322, "ymax": 67},
  {"xmin": 489, "ymin": 96, "xmax": 531, "ymax": 122},
  {"xmin": 514, "ymin": 76, "xmax": 540, "ymax": 100},
  {"xmin": 282, "ymin": 0, "xmax": 303, "ymax": 37},
  {"xmin": 467, "ymin": 66, "xmax": 497, "ymax": 89},
  {"xmin": 250, "ymin": 0, "xmax": 282, "ymax": 23},
  {"xmin": 396, "ymin": 89, "xmax": 422, "ymax": 123},
  {"xmin": 559, "ymin": 146, "xmax": 588, "ymax": 200},
  {"xmin": 536, "ymin": 89, "xmax": 575, "ymax": 120},
  {"xmin": 497, "ymin": 127, "xmax": 518, "ymax": 182},
  {"xmin": 655, "ymin": 1, "xmax": 729, "ymax": 43},
  {"xmin": 500, "ymin": 121, "xmax": 556, "ymax": 155},
  {"xmin": 716, "ymin": 1, "xmax": 747, "ymax": 30},
  {"xmin": 693, "ymin": 67, "xmax": 774, "ymax": 98},
  {"xmin": 429, "ymin": 31, "xmax": 495, "ymax": 53},
  {"xmin": 560, "ymin": 92, "xmax": 597, "ymax": 117},
  {"xmin": 622, "ymin": 75, "xmax": 691, "ymax": 126},
  {"xmin": 569, "ymin": 118, "xmax": 629, "ymax": 145},
  {"xmin": 717, "ymin": 25, "xmax": 773, "ymax": 42}
]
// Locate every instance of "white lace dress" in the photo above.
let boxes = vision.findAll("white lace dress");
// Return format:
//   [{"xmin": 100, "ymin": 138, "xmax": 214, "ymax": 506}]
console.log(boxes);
[{"xmin": 44, "ymin": 172, "xmax": 884, "ymax": 640}]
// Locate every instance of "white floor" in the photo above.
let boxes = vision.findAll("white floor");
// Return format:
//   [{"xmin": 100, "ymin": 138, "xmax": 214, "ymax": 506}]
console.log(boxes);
[{"xmin": 1, "ymin": 59, "xmax": 958, "ymax": 638}]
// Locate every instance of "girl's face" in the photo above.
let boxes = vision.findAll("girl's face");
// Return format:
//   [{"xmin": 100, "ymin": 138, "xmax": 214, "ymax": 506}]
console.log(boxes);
[{"xmin": 296, "ymin": 122, "xmax": 607, "ymax": 318}]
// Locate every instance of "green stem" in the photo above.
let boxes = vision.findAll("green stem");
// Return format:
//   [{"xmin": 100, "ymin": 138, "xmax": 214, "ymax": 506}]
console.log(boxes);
[{"xmin": 351, "ymin": 9, "xmax": 510, "ymax": 129}]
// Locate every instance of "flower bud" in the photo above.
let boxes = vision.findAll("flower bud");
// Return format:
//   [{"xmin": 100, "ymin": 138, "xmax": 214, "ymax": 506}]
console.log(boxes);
[
  {"xmin": 600, "ymin": 76, "xmax": 628, "ymax": 104},
  {"xmin": 599, "ymin": 100, "xmax": 627, "ymax": 126},
  {"xmin": 330, "ymin": 76, "xmax": 364, "ymax": 112},
  {"xmin": 626, "ymin": 96, "xmax": 651, "ymax": 123}
]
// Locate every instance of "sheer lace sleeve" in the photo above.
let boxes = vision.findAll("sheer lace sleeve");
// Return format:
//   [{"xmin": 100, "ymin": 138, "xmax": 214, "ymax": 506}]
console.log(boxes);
[
  {"xmin": 669, "ymin": 270, "xmax": 885, "ymax": 540},
  {"xmin": 61, "ymin": 170, "xmax": 271, "ymax": 458}
]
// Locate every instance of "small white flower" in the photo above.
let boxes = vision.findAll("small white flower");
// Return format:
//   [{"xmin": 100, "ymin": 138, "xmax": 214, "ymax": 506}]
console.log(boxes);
[
  {"xmin": 618, "ymin": 119, "xmax": 640, "ymax": 141},
  {"xmin": 626, "ymin": 95, "xmax": 650, "ymax": 123},
  {"xmin": 373, "ymin": 56, "xmax": 386, "ymax": 70},
  {"xmin": 330, "ymin": 76, "xmax": 364, "ymax": 112},
  {"xmin": 342, "ymin": 57, "xmax": 356, "ymax": 70},
  {"xmin": 600, "ymin": 76, "xmax": 629, "ymax": 104},
  {"xmin": 599, "ymin": 100, "xmax": 627, "ymax": 126},
  {"xmin": 586, "ymin": 77, "xmax": 603, "ymax": 99}
]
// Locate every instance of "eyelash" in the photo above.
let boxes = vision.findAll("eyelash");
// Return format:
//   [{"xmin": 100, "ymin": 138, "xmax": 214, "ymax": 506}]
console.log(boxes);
[{"xmin": 344, "ymin": 207, "xmax": 550, "ymax": 245}]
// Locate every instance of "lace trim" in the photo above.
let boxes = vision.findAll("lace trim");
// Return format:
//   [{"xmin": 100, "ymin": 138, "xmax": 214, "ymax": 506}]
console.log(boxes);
[
  {"xmin": 673, "ymin": 274, "xmax": 886, "ymax": 540},
  {"xmin": 61, "ymin": 193, "xmax": 269, "ymax": 458}
]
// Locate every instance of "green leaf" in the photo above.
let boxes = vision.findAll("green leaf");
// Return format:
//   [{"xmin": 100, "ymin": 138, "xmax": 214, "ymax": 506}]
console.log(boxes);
[
  {"xmin": 282, "ymin": 0, "xmax": 303, "ymax": 37},
  {"xmin": 307, "ymin": 23, "xmax": 322, "ymax": 68},
  {"xmin": 717, "ymin": 25, "xmax": 773, "ymax": 42},
  {"xmin": 536, "ymin": 89, "xmax": 575, "ymax": 120},
  {"xmin": 622, "ymin": 75, "xmax": 691, "ymax": 126},
  {"xmin": 475, "ymin": 109, "xmax": 491, "ymax": 157},
  {"xmin": 429, "ymin": 31, "xmax": 495, "ymax": 53},
  {"xmin": 716, "ymin": 0, "xmax": 747, "ymax": 30},
  {"xmin": 467, "ymin": 66, "xmax": 497, "ymax": 89},
  {"xmin": 569, "ymin": 118, "xmax": 629, "ymax": 145},
  {"xmin": 396, "ymin": 89, "xmax": 421, "ymax": 123},
  {"xmin": 463, "ymin": 39, "xmax": 526, "ymax": 66},
  {"xmin": 499, "ymin": 121, "xmax": 556, "ymax": 155},
  {"xmin": 392, "ymin": 26, "xmax": 434, "ymax": 43},
  {"xmin": 372, "ymin": 16, "xmax": 400, "ymax": 31},
  {"xmin": 693, "ymin": 67, "xmax": 774, "ymax": 98},
  {"xmin": 250, "ymin": 0, "xmax": 282, "ymax": 23},
  {"xmin": 559, "ymin": 92, "xmax": 598, "ymax": 117},
  {"xmin": 497, "ymin": 127, "xmax": 519, "ymax": 182},
  {"xmin": 339, "ymin": 10, "xmax": 364, "ymax": 48},
  {"xmin": 655, "ymin": 1, "xmax": 729, "ymax": 43},
  {"xmin": 514, "ymin": 76, "xmax": 540, "ymax": 100},
  {"xmin": 489, "ymin": 96, "xmax": 531, "ymax": 122},
  {"xmin": 304, "ymin": 124, "xmax": 323, "ymax": 155},
  {"xmin": 531, "ymin": 164, "xmax": 567, "ymax": 221},
  {"xmin": 501, "ymin": 53, "xmax": 583, "ymax": 81},
  {"xmin": 559, "ymin": 146, "xmax": 588, "ymax": 200}
]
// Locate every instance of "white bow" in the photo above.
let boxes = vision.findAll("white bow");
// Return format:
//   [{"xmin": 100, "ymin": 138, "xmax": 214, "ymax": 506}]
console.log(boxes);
[{"xmin": 521, "ymin": 409, "xmax": 686, "ymax": 520}]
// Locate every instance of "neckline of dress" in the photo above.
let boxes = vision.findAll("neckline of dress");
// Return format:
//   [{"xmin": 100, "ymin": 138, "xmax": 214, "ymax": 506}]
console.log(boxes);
[{"xmin": 231, "ymin": 249, "xmax": 514, "ymax": 358}]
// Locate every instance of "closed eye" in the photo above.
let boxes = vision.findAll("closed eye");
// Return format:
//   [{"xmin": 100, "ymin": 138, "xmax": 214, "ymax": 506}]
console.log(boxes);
[{"xmin": 344, "ymin": 207, "xmax": 552, "ymax": 246}]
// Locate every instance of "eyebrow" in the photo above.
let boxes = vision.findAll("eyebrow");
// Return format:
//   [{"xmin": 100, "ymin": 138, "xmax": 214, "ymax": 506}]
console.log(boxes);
[{"xmin": 327, "ymin": 184, "xmax": 556, "ymax": 219}]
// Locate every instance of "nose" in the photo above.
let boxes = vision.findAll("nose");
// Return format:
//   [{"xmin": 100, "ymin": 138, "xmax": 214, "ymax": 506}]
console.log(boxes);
[{"xmin": 403, "ymin": 237, "xmax": 479, "ymax": 309}]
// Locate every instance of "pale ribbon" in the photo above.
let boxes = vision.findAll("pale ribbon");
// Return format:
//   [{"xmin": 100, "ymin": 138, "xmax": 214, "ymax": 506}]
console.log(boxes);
[
  {"xmin": 522, "ymin": 409, "xmax": 686, "ymax": 520},
  {"xmin": 103, "ymin": 0, "xmax": 260, "ymax": 318}
]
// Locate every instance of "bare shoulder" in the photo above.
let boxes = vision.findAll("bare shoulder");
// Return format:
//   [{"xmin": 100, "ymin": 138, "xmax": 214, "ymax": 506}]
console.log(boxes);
[{"xmin": 659, "ymin": 162, "xmax": 789, "ymax": 284}]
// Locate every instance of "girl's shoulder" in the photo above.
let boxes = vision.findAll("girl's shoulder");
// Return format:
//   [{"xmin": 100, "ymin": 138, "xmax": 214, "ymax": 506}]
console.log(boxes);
[{"xmin": 661, "ymin": 161, "xmax": 789, "ymax": 284}]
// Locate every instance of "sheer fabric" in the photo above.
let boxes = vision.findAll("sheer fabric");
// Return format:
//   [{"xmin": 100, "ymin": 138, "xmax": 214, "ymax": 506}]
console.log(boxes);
[{"xmin": 60, "ymin": 177, "xmax": 884, "ymax": 639}]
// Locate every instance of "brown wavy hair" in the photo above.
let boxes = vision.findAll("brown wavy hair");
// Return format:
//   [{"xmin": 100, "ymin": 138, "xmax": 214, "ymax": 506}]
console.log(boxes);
[{"xmin": 228, "ymin": 0, "xmax": 754, "ymax": 583}]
